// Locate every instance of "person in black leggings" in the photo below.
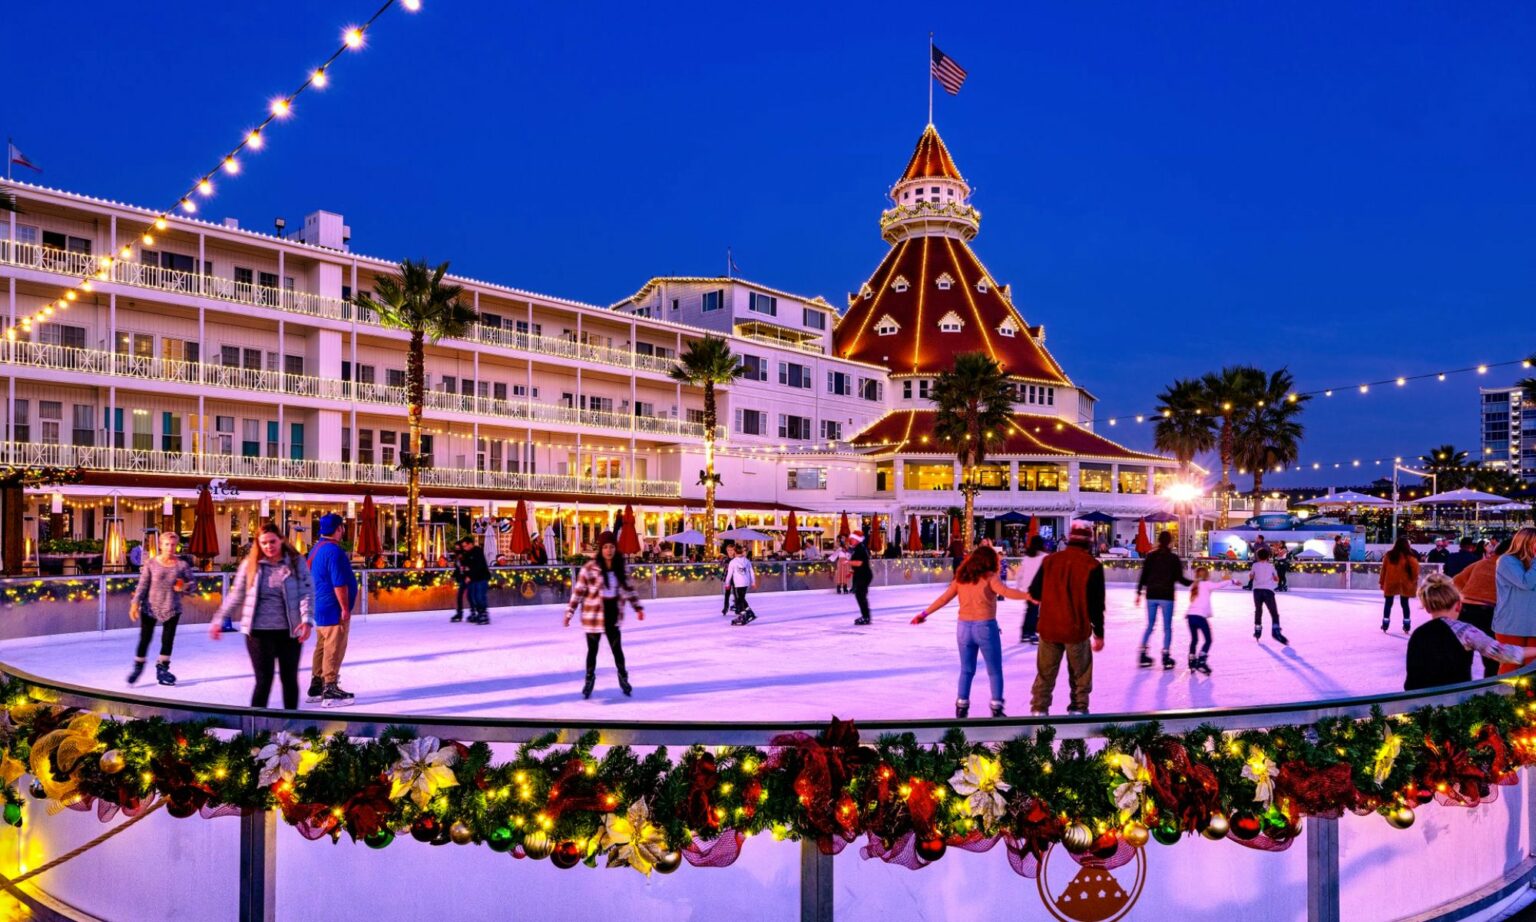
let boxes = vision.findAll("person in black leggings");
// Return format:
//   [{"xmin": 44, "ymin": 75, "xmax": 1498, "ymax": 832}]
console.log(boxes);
[
  {"xmin": 563, "ymin": 531, "xmax": 645, "ymax": 699},
  {"xmin": 127, "ymin": 531, "xmax": 194, "ymax": 686},
  {"xmin": 211, "ymin": 524, "xmax": 314, "ymax": 709}
]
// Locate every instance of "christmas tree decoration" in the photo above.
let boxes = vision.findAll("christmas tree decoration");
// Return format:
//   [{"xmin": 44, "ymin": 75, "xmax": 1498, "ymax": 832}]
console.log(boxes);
[
  {"xmin": 449, "ymin": 820, "xmax": 474, "ymax": 845},
  {"xmin": 1230, "ymin": 811, "xmax": 1263, "ymax": 841},
  {"xmin": 1149, "ymin": 821, "xmax": 1181, "ymax": 846},
  {"xmin": 1062, "ymin": 823, "xmax": 1094, "ymax": 854},
  {"xmin": 915, "ymin": 836, "xmax": 947, "ymax": 862},
  {"xmin": 1120, "ymin": 821, "xmax": 1150, "ymax": 848},
  {"xmin": 519, "ymin": 829, "xmax": 552, "ymax": 859},
  {"xmin": 653, "ymin": 850, "xmax": 683, "ymax": 874},
  {"xmin": 1386, "ymin": 805, "xmax": 1416, "ymax": 830},
  {"xmin": 1090, "ymin": 830, "xmax": 1120, "ymax": 860},
  {"xmin": 3, "ymin": 802, "xmax": 21, "ymax": 827},
  {"xmin": 551, "ymin": 840, "xmax": 582, "ymax": 869},
  {"xmin": 409, "ymin": 816, "xmax": 441, "ymax": 843},
  {"xmin": 99, "ymin": 750, "xmax": 126, "ymax": 775},
  {"xmin": 364, "ymin": 828, "xmax": 395, "ymax": 850},
  {"xmin": 1201, "ymin": 813, "xmax": 1230, "ymax": 841},
  {"xmin": 165, "ymin": 798, "xmax": 199, "ymax": 819}
]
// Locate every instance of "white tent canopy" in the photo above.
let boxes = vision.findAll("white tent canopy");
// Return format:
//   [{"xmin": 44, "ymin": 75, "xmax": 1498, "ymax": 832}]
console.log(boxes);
[
  {"xmin": 718, "ymin": 527, "xmax": 774, "ymax": 542},
  {"xmin": 1292, "ymin": 491, "xmax": 1391, "ymax": 509},
  {"xmin": 660, "ymin": 529, "xmax": 707, "ymax": 545},
  {"xmin": 1413, "ymin": 489, "xmax": 1512, "ymax": 506},
  {"xmin": 1488, "ymin": 502, "xmax": 1533, "ymax": 513}
]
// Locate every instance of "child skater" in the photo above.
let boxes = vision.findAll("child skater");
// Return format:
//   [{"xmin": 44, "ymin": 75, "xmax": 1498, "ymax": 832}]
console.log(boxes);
[
  {"xmin": 1185, "ymin": 566, "xmax": 1243, "ymax": 675},
  {"xmin": 1250, "ymin": 547, "xmax": 1288, "ymax": 644}
]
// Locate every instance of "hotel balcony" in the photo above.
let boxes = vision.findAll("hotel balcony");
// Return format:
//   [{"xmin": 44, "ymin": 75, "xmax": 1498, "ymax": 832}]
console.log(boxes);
[
  {"xmin": 1, "ymin": 341, "xmax": 719, "ymax": 441},
  {"xmin": 0, "ymin": 441, "xmax": 681, "ymax": 499},
  {"xmin": 0, "ymin": 241, "xmax": 680, "ymax": 375}
]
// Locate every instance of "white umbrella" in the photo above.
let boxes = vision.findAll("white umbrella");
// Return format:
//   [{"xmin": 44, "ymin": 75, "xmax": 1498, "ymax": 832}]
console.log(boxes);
[
  {"xmin": 1292, "ymin": 490, "xmax": 1391, "ymax": 509},
  {"xmin": 1489, "ymin": 501, "xmax": 1533, "ymax": 513},
  {"xmin": 1413, "ymin": 489, "xmax": 1512, "ymax": 505},
  {"xmin": 661, "ymin": 528, "xmax": 707, "ymax": 546},
  {"xmin": 718, "ymin": 527, "xmax": 773, "ymax": 542},
  {"xmin": 542, "ymin": 525, "xmax": 557, "ymax": 562}
]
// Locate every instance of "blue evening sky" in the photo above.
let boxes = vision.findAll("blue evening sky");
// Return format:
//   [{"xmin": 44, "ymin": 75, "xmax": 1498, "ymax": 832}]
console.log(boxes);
[{"xmin": 7, "ymin": 1, "xmax": 1535, "ymax": 486}]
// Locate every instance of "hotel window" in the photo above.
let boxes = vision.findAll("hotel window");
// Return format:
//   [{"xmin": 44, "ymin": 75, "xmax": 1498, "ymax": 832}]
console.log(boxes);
[
  {"xmin": 387, "ymin": 369, "xmax": 406, "ymax": 389},
  {"xmin": 512, "ymin": 384, "xmax": 529, "ymax": 398},
  {"xmin": 356, "ymin": 365, "xmax": 375, "ymax": 385},
  {"xmin": 259, "ymin": 271, "xmax": 278, "ymax": 291},
  {"xmin": 220, "ymin": 346, "xmax": 240, "ymax": 367},
  {"xmin": 803, "ymin": 308, "xmax": 826, "ymax": 330},
  {"xmin": 381, "ymin": 431, "xmax": 397, "ymax": 466},
  {"xmin": 241, "ymin": 420, "xmax": 260, "ymax": 458},
  {"xmin": 70, "ymin": 404, "xmax": 94, "ymax": 447},
  {"xmin": 891, "ymin": 275, "xmax": 909, "ymax": 293},
  {"xmin": 749, "ymin": 292, "xmax": 777, "ymax": 316},
  {"xmin": 493, "ymin": 382, "xmax": 508, "ymax": 401},
  {"xmin": 265, "ymin": 421, "xmax": 279, "ymax": 458},
  {"xmin": 1019, "ymin": 463, "xmax": 1065, "ymax": 492},
  {"xmin": 778, "ymin": 414, "xmax": 812, "ymax": 440},
  {"xmin": 820, "ymin": 420, "xmax": 843, "ymax": 441},
  {"xmin": 132, "ymin": 409, "xmax": 152, "ymax": 451},
  {"xmin": 902, "ymin": 380, "xmax": 913, "ymax": 399},
  {"xmin": 778, "ymin": 362, "xmax": 812, "ymax": 389},
  {"xmin": 671, "ymin": 298, "xmax": 680, "ymax": 312},
  {"xmin": 104, "ymin": 408, "xmax": 124, "ymax": 448},
  {"xmin": 1154, "ymin": 468, "xmax": 1178, "ymax": 495},
  {"xmin": 341, "ymin": 428, "xmax": 352, "ymax": 464},
  {"xmin": 41, "ymin": 231, "xmax": 92, "ymax": 256},
  {"xmin": 1118, "ymin": 466, "xmax": 1148, "ymax": 494},
  {"xmin": 162, "ymin": 338, "xmax": 199, "ymax": 363},
  {"xmin": 976, "ymin": 278, "xmax": 990, "ymax": 293},
  {"xmin": 827, "ymin": 371, "xmax": 852, "ymax": 396},
  {"xmin": 14, "ymin": 225, "xmax": 38, "ymax": 248},
  {"xmin": 904, "ymin": 463, "xmax": 955, "ymax": 491},
  {"xmin": 234, "ymin": 267, "xmax": 254, "ymax": 289},
  {"xmin": 687, "ymin": 408, "xmax": 708, "ymax": 426},
  {"xmin": 289, "ymin": 423, "xmax": 305, "ymax": 461},
  {"xmin": 786, "ymin": 468, "xmax": 827, "ymax": 490},
  {"xmin": 973, "ymin": 463, "xmax": 1010, "ymax": 491},
  {"xmin": 1079, "ymin": 463, "xmax": 1113, "ymax": 494},
  {"xmin": 41, "ymin": 323, "xmax": 86, "ymax": 349},
  {"xmin": 419, "ymin": 434, "xmax": 435, "ymax": 461},
  {"xmin": 357, "ymin": 429, "xmax": 374, "ymax": 465},
  {"xmin": 937, "ymin": 311, "xmax": 964, "ymax": 333},
  {"xmin": 919, "ymin": 380, "xmax": 932, "ymax": 399},
  {"xmin": 734, "ymin": 408, "xmax": 767, "ymax": 435},
  {"xmin": 461, "ymin": 378, "xmax": 476, "ymax": 397},
  {"xmin": 875, "ymin": 314, "xmax": 900, "ymax": 336},
  {"xmin": 442, "ymin": 376, "xmax": 457, "ymax": 394},
  {"xmin": 11, "ymin": 400, "xmax": 28, "ymax": 443},
  {"xmin": 701, "ymin": 290, "xmax": 724, "ymax": 312},
  {"xmin": 284, "ymin": 355, "xmax": 304, "ymax": 377},
  {"xmin": 860, "ymin": 284, "xmax": 873, "ymax": 300},
  {"xmin": 480, "ymin": 312, "xmax": 502, "ymax": 328},
  {"xmin": 740, "ymin": 354, "xmax": 768, "ymax": 381},
  {"xmin": 162, "ymin": 412, "xmax": 183, "ymax": 454},
  {"xmin": 997, "ymin": 319, "xmax": 1019, "ymax": 338},
  {"xmin": 489, "ymin": 440, "xmax": 504, "ymax": 472},
  {"xmin": 215, "ymin": 416, "xmax": 234, "ymax": 455},
  {"xmin": 875, "ymin": 461, "xmax": 892, "ymax": 491},
  {"xmin": 635, "ymin": 401, "xmax": 655, "ymax": 418},
  {"xmin": 859, "ymin": 378, "xmax": 883, "ymax": 401},
  {"xmin": 39, "ymin": 402, "xmax": 61, "ymax": 445},
  {"xmin": 246, "ymin": 349, "xmax": 264, "ymax": 371},
  {"xmin": 935, "ymin": 273, "xmax": 954, "ymax": 291},
  {"xmin": 514, "ymin": 320, "xmax": 542, "ymax": 337}
]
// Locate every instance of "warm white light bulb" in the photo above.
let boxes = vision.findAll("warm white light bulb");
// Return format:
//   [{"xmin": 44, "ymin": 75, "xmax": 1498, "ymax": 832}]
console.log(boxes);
[
  {"xmin": 312, "ymin": 68, "xmax": 328, "ymax": 88},
  {"xmin": 154, "ymin": 217, "xmax": 168, "ymax": 231},
  {"xmin": 344, "ymin": 27, "xmax": 364, "ymax": 47},
  {"xmin": 271, "ymin": 98, "xmax": 291, "ymax": 118},
  {"xmin": 247, "ymin": 130, "xmax": 264, "ymax": 149},
  {"xmin": 197, "ymin": 179, "xmax": 214, "ymax": 196},
  {"xmin": 402, "ymin": 0, "xmax": 422, "ymax": 10},
  {"xmin": 180, "ymin": 198, "xmax": 196, "ymax": 214},
  {"xmin": 142, "ymin": 234, "xmax": 154, "ymax": 246},
  {"xmin": 223, "ymin": 156, "xmax": 240, "ymax": 174}
]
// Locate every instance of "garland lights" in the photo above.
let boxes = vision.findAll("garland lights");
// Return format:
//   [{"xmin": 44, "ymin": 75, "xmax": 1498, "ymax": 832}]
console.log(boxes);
[
  {"xmin": 0, "ymin": 678, "xmax": 1531, "ymax": 874},
  {"xmin": 1, "ymin": 0, "xmax": 421, "ymax": 340}
]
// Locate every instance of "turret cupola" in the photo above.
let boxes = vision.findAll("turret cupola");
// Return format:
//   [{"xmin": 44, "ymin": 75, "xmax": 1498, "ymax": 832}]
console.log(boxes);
[{"xmin": 880, "ymin": 124, "xmax": 980, "ymax": 243}]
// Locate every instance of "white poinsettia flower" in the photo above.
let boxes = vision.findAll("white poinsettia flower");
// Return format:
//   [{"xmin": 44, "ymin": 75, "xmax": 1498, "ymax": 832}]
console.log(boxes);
[
  {"xmin": 949, "ymin": 754, "xmax": 1011, "ymax": 826},
  {"xmin": 256, "ymin": 731, "xmax": 308, "ymax": 788},
  {"xmin": 1242, "ymin": 751, "xmax": 1279, "ymax": 805},
  {"xmin": 387, "ymin": 737, "xmax": 460, "ymax": 809},
  {"xmin": 1110, "ymin": 750, "xmax": 1149, "ymax": 814}
]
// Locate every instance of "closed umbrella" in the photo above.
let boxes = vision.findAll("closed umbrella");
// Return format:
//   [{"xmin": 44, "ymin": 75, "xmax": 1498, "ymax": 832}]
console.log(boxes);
[
  {"xmin": 783, "ymin": 511, "xmax": 802, "ymax": 555},
  {"xmin": 1027, "ymin": 515, "xmax": 1040, "ymax": 540},
  {"xmin": 869, "ymin": 514, "xmax": 884, "ymax": 553},
  {"xmin": 508, "ymin": 500, "xmax": 532, "ymax": 556},
  {"xmin": 838, "ymin": 511, "xmax": 851, "ymax": 540},
  {"xmin": 356, "ymin": 493, "xmax": 383, "ymax": 561},
  {"xmin": 189, "ymin": 487, "xmax": 219, "ymax": 566},
  {"xmin": 620, "ymin": 504, "xmax": 642, "ymax": 555},
  {"xmin": 1134, "ymin": 518, "xmax": 1153, "ymax": 556},
  {"xmin": 542, "ymin": 525, "xmax": 558, "ymax": 562},
  {"xmin": 907, "ymin": 514, "xmax": 921, "ymax": 552}
]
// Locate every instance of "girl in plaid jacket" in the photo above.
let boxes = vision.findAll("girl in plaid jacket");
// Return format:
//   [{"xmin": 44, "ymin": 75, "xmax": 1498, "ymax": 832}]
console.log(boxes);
[{"xmin": 564, "ymin": 531, "xmax": 645, "ymax": 699}]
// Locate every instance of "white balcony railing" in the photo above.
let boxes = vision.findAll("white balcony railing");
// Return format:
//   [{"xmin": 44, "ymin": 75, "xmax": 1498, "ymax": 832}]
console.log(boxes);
[
  {"xmin": 0, "ymin": 341, "xmax": 717, "ymax": 440},
  {"xmin": 0, "ymin": 441, "xmax": 682, "ymax": 499},
  {"xmin": 0, "ymin": 242, "xmax": 690, "ymax": 374}
]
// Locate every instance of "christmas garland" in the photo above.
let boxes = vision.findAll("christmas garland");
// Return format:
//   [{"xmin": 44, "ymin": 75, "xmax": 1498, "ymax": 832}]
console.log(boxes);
[{"xmin": 0, "ymin": 677, "xmax": 1532, "ymax": 876}]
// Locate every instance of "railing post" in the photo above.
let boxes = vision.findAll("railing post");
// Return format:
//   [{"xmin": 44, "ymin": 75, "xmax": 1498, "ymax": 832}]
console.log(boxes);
[
  {"xmin": 1527, "ymin": 767, "xmax": 1536, "ymax": 858},
  {"xmin": 1306, "ymin": 815, "xmax": 1340, "ymax": 922},
  {"xmin": 96, "ymin": 574, "xmax": 106, "ymax": 633},
  {"xmin": 1345, "ymin": 564, "xmax": 1353, "ymax": 591},
  {"xmin": 238, "ymin": 717, "xmax": 277, "ymax": 922},
  {"xmin": 800, "ymin": 839, "xmax": 834, "ymax": 921},
  {"xmin": 360, "ymin": 570, "xmax": 370, "ymax": 618}
]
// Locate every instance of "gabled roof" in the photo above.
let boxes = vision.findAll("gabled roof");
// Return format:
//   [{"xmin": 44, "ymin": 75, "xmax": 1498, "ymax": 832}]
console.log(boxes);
[
  {"xmin": 831, "ymin": 235, "xmax": 1071, "ymax": 383},
  {"xmin": 900, "ymin": 124, "xmax": 965, "ymax": 183},
  {"xmin": 849, "ymin": 410, "xmax": 1166, "ymax": 463}
]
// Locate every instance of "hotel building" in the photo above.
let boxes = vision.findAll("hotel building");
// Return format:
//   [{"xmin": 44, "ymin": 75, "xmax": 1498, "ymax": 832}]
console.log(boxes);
[
  {"xmin": 0, "ymin": 125, "xmax": 1175, "ymax": 563},
  {"xmin": 1480, "ymin": 386, "xmax": 1536, "ymax": 483}
]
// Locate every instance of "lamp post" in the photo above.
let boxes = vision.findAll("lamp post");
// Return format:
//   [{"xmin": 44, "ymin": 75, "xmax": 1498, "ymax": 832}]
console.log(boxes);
[
  {"xmin": 1163, "ymin": 481, "xmax": 1202, "ymax": 558},
  {"xmin": 1391, "ymin": 464, "xmax": 1436, "ymax": 542}
]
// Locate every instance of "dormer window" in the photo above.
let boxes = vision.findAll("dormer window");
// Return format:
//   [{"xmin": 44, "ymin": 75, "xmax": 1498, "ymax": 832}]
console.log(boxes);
[
  {"xmin": 859, "ymin": 283, "xmax": 873, "ymax": 300},
  {"xmin": 937, "ymin": 311, "xmax": 964, "ymax": 333},
  {"xmin": 997, "ymin": 317, "xmax": 1020, "ymax": 338},
  {"xmin": 935, "ymin": 272, "xmax": 954, "ymax": 291},
  {"xmin": 976, "ymin": 277, "xmax": 991, "ymax": 294},
  {"xmin": 891, "ymin": 275, "xmax": 909, "ymax": 293},
  {"xmin": 875, "ymin": 314, "xmax": 900, "ymax": 336}
]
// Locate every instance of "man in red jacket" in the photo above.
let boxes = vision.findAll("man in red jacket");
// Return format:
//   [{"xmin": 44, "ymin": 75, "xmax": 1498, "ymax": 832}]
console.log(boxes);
[{"xmin": 1026, "ymin": 522, "xmax": 1106, "ymax": 716}]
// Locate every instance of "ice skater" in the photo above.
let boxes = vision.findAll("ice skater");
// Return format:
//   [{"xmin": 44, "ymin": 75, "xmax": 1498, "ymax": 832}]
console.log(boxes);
[
  {"xmin": 913, "ymin": 545, "xmax": 1031, "ymax": 718},
  {"xmin": 563, "ymin": 531, "xmax": 644, "ymax": 698},
  {"xmin": 1134, "ymin": 530, "xmax": 1191, "ymax": 670},
  {"xmin": 1013, "ymin": 534, "xmax": 1048, "ymax": 643},
  {"xmin": 458, "ymin": 536, "xmax": 492, "ymax": 625},
  {"xmin": 832, "ymin": 537, "xmax": 852, "ymax": 594},
  {"xmin": 725, "ymin": 542, "xmax": 758, "ymax": 625},
  {"xmin": 1250, "ymin": 547, "xmax": 1288, "ymax": 644},
  {"xmin": 127, "ymin": 530, "xmax": 194, "ymax": 686},
  {"xmin": 210, "ymin": 524, "xmax": 315, "ymax": 710},
  {"xmin": 1184, "ymin": 566, "xmax": 1242, "ymax": 675},
  {"xmin": 848, "ymin": 529, "xmax": 874, "ymax": 625}
]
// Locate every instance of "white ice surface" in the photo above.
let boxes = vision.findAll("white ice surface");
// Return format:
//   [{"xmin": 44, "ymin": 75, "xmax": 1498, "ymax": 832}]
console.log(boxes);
[{"xmin": 0, "ymin": 584, "xmax": 1415, "ymax": 719}]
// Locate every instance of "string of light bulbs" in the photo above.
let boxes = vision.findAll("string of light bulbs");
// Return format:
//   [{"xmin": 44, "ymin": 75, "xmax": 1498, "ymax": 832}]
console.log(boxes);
[{"xmin": 1, "ymin": 0, "xmax": 421, "ymax": 340}]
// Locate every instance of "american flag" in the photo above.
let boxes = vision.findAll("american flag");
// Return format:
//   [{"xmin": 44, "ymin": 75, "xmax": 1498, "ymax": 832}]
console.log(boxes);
[{"xmin": 931, "ymin": 46, "xmax": 968, "ymax": 95}]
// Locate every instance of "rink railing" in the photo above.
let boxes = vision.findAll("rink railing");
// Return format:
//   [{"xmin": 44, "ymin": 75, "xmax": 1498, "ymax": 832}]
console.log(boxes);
[
  {"xmin": 0, "ymin": 558, "xmax": 1430, "ymax": 642},
  {"xmin": 0, "ymin": 659, "xmax": 1529, "ymax": 922}
]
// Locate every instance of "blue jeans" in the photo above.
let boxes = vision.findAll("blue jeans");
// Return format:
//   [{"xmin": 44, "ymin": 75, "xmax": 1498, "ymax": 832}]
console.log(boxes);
[
  {"xmin": 468, "ymin": 580, "xmax": 489, "ymax": 614},
  {"xmin": 956, "ymin": 620, "xmax": 1004, "ymax": 703},
  {"xmin": 1141, "ymin": 599, "xmax": 1175, "ymax": 651}
]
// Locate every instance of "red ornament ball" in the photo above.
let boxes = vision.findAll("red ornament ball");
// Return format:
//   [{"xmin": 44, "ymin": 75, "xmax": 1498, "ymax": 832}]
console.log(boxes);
[
  {"xmin": 551, "ymin": 840, "xmax": 582, "ymax": 869},
  {"xmin": 165, "ymin": 798, "xmax": 199, "ymax": 819},
  {"xmin": 410, "ymin": 816, "xmax": 441, "ymax": 843},
  {"xmin": 1230, "ymin": 811, "xmax": 1263, "ymax": 841},
  {"xmin": 915, "ymin": 836, "xmax": 947, "ymax": 862},
  {"xmin": 1090, "ymin": 830, "xmax": 1120, "ymax": 860}
]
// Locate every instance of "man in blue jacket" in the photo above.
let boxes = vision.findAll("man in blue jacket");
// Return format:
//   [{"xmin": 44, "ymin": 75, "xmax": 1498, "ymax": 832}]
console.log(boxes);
[{"xmin": 308, "ymin": 514, "xmax": 359, "ymax": 706}]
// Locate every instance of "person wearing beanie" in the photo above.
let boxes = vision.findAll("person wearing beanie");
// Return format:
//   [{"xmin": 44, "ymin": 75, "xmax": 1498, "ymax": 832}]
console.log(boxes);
[
  {"xmin": 1025, "ymin": 521, "xmax": 1105, "ymax": 715},
  {"xmin": 307, "ymin": 512, "xmax": 359, "ymax": 706},
  {"xmin": 848, "ymin": 529, "xmax": 874, "ymax": 625},
  {"xmin": 724, "ymin": 541, "xmax": 758, "ymax": 625},
  {"xmin": 564, "ymin": 530, "xmax": 644, "ymax": 698}
]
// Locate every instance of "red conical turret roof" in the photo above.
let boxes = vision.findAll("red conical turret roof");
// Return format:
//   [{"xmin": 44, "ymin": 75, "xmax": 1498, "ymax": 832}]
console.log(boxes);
[{"xmin": 901, "ymin": 124, "xmax": 965, "ymax": 183}]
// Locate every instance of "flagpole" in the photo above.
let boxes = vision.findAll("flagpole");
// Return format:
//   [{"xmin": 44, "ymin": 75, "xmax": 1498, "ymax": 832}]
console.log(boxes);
[{"xmin": 927, "ymin": 34, "xmax": 934, "ymax": 126}]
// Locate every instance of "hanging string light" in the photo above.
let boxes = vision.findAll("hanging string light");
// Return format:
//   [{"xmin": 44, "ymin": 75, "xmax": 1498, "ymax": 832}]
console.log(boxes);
[{"xmin": 1, "ymin": 0, "xmax": 420, "ymax": 340}]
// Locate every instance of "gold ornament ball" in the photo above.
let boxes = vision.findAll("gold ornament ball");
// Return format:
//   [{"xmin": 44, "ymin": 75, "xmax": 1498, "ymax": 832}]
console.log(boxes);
[
  {"xmin": 99, "ymin": 750, "xmax": 126, "ymax": 775},
  {"xmin": 1386, "ymin": 805, "xmax": 1416, "ymax": 830},
  {"xmin": 1202, "ymin": 813, "xmax": 1230, "ymax": 840},
  {"xmin": 654, "ymin": 850, "xmax": 683, "ymax": 874},
  {"xmin": 449, "ymin": 820, "xmax": 474, "ymax": 845},
  {"xmin": 1061, "ymin": 822, "xmax": 1094, "ymax": 854},
  {"xmin": 522, "ymin": 829, "xmax": 554, "ymax": 860},
  {"xmin": 1121, "ymin": 820, "xmax": 1150, "ymax": 849}
]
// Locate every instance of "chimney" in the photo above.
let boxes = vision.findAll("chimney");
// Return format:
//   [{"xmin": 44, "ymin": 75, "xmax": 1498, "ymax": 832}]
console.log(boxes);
[{"xmin": 222, "ymin": 218, "xmax": 240, "ymax": 230}]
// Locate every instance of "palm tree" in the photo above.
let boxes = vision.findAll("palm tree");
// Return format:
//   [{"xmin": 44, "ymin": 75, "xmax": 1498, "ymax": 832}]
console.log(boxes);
[
  {"xmin": 1470, "ymin": 465, "xmax": 1522, "ymax": 497},
  {"xmin": 355, "ymin": 260, "xmax": 476, "ymax": 566},
  {"xmin": 1153, "ymin": 378, "xmax": 1216, "ymax": 475},
  {"xmin": 669, "ymin": 336, "xmax": 745, "ymax": 551},
  {"xmin": 1198, "ymin": 365, "xmax": 1265, "ymax": 527},
  {"xmin": 1233, "ymin": 369, "xmax": 1309, "ymax": 516},
  {"xmin": 1420, "ymin": 444, "xmax": 1474, "ymax": 491},
  {"xmin": 930, "ymin": 352, "xmax": 1015, "ymax": 548}
]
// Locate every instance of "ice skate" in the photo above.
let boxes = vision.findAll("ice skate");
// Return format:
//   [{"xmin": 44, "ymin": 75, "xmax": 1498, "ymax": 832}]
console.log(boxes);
[
  {"xmin": 955, "ymin": 699, "xmax": 969, "ymax": 719},
  {"xmin": 1271, "ymin": 628, "xmax": 1290, "ymax": 646},
  {"xmin": 1138, "ymin": 648, "xmax": 1154, "ymax": 668},
  {"xmin": 990, "ymin": 701, "xmax": 1005, "ymax": 718},
  {"xmin": 155, "ymin": 662, "xmax": 176, "ymax": 686},
  {"xmin": 321, "ymin": 683, "xmax": 355, "ymax": 708},
  {"xmin": 306, "ymin": 676, "xmax": 324, "ymax": 703},
  {"xmin": 618, "ymin": 671, "xmax": 632, "ymax": 697},
  {"xmin": 127, "ymin": 660, "xmax": 145, "ymax": 685},
  {"xmin": 1161, "ymin": 651, "xmax": 1175, "ymax": 671},
  {"xmin": 581, "ymin": 672, "xmax": 595, "ymax": 699},
  {"xmin": 1194, "ymin": 656, "xmax": 1212, "ymax": 676}
]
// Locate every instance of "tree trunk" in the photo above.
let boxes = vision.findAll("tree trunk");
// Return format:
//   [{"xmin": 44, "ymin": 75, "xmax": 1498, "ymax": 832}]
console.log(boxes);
[
  {"xmin": 703, "ymin": 381, "xmax": 717, "ymax": 554},
  {"xmin": 1217, "ymin": 418, "xmax": 1234, "ymax": 528},
  {"xmin": 961, "ymin": 445, "xmax": 977, "ymax": 549},
  {"xmin": 1251, "ymin": 470, "xmax": 1264, "ymax": 523},
  {"xmin": 1, "ymin": 484, "xmax": 22, "ymax": 575},
  {"xmin": 405, "ymin": 329, "xmax": 424, "ymax": 567}
]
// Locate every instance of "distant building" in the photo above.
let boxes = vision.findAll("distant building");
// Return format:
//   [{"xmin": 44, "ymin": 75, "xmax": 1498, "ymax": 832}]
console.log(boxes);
[{"xmin": 1480, "ymin": 387, "xmax": 1535, "ymax": 482}]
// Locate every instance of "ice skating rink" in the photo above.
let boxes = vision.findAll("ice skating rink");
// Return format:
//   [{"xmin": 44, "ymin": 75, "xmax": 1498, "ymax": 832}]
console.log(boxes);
[{"xmin": 0, "ymin": 584, "xmax": 1414, "ymax": 719}]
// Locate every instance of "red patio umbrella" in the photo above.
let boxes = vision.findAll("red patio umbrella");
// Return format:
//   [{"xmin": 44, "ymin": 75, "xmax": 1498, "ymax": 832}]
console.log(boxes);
[
  {"xmin": 869, "ymin": 514, "xmax": 884, "ymax": 553},
  {"xmin": 188, "ymin": 487, "xmax": 219, "ymax": 566},
  {"xmin": 356, "ymin": 493, "xmax": 383, "ymax": 560},
  {"xmin": 1134, "ymin": 517, "xmax": 1153, "ymax": 556},
  {"xmin": 783, "ymin": 511, "xmax": 802, "ymax": 555},
  {"xmin": 1027, "ymin": 515, "xmax": 1039, "ymax": 541},
  {"xmin": 907, "ymin": 514, "xmax": 921, "ymax": 552},
  {"xmin": 838, "ymin": 511, "xmax": 851, "ymax": 540},
  {"xmin": 508, "ymin": 499, "xmax": 532, "ymax": 556},
  {"xmin": 620, "ymin": 504, "xmax": 642, "ymax": 555}
]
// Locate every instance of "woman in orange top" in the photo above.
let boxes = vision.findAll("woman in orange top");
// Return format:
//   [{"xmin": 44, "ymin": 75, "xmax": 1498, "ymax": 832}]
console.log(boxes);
[
  {"xmin": 913, "ymin": 545, "xmax": 1031, "ymax": 719},
  {"xmin": 1379, "ymin": 536, "xmax": 1421, "ymax": 634}
]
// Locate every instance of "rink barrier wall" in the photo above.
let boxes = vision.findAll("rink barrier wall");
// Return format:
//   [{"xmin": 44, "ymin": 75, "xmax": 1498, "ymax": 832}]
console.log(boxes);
[
  {"xmin": 0, "ymin": 659, "xmax": 1529, "ymax": 922},
  {"xmin": 0, "ymin": 559, "xmax": 1426, "ymax": 642}
]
